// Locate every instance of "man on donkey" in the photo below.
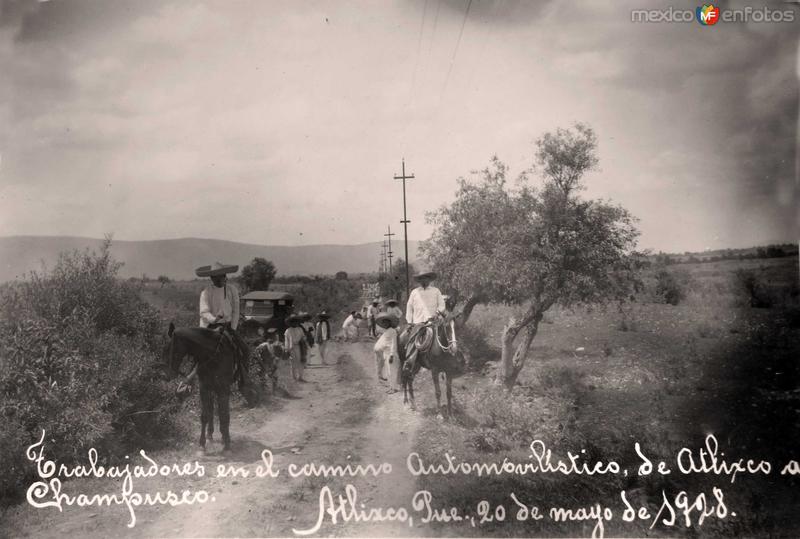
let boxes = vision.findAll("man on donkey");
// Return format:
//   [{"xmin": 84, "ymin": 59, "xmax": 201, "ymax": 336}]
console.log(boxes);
[{"xmin": 401, "ymin": 271, "xmax": 446, "ymax": 374}]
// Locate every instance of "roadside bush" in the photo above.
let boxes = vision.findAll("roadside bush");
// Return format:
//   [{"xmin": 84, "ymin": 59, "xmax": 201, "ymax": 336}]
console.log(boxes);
[
  {"xmin": 458, "ymin": 323, "xmax": 498, "ymax": 372},
  {"xmin": 0, "ymin": 241, "xmax": 181, "ymax": 502},
  {"xmin": 734, "ymin": 269, "xmax": 773, "ymax": 308},
  {"xmin": 653, "ymin": 268, "xmax": 686, "ymax": 305}
]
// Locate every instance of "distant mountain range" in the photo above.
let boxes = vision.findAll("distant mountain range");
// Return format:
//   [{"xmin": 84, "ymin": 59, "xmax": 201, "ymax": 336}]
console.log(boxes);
[{"xmin": 0, "ymin": 236, "xmax": 423, "ymax": 282}]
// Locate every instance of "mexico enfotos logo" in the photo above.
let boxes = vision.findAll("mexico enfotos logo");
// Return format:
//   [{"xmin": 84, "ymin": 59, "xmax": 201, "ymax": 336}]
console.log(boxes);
[{"xmin": 631, "ymin": 4, "xmax": 796, "ymax": 24}]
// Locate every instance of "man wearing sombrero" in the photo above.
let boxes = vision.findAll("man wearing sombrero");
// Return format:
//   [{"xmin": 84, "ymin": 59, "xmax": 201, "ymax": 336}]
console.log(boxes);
[
  {"xmin": 383, "ymin": 298, "xmax": 403, "ymax": 323},
  {"xmin": 179, "ymin": 262, "xmax": 247, "ymax": 393},
  {"xmin": 373, "ymin": 312, "xmax": 400, "ymax": 393},
  {"xmin": 402, "ymin": 271, "xmax": 446, "ymax": 371},
  {"xmin": 197, "ymin": 262, "xmax": 241, "ymax": 330}
]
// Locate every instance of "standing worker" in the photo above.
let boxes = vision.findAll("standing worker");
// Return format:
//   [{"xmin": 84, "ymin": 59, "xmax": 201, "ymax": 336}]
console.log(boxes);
[
  {"xmin": 284, "ymin": 314, "xmax": 307, "ymax": 382},
  {"xmin": 297, "ymin": 312, "xmax": 314, "ymax": 365},
  {"xmin": 315, "ymin": 311, "xmax": 332, "ymax": 364},
  {"xmin": 367, "ymin": 299, "xmax": 380, "ymax": 337}
]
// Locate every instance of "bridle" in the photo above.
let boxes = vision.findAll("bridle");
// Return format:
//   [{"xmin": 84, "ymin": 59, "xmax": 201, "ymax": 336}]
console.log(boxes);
[{"xmin": 435, "ymin": 317, "xmax": 458, "ymax": 355}]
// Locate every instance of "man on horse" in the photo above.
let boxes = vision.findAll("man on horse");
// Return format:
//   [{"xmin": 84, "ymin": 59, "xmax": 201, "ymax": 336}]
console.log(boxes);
[
  {"xmin": 181, "ymin": 262, "xmax": 250, "ymax": 390},
  {"xmin": 401, "ymin": 271, "xmax": 446, "ymax": 373}
]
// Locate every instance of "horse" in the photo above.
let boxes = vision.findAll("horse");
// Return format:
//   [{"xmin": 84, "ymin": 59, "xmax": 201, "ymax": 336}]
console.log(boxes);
[
  {"xmin": 399, "ymin": 314, "xmax": 467, "ymax": 418},
  {"xmin": 164, "ymin": 322, "xmax": 248, "ymax": 453}
]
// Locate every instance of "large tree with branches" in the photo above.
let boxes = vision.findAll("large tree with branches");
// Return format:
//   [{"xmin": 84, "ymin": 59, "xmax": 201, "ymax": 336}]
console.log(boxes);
[{"xmin": 422, "ymin": 124, "xmax": 641, "ymax": 389}]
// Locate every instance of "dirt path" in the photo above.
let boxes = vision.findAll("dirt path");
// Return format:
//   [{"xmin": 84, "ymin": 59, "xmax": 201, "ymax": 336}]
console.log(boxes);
[{"xmin": 3, "ymin": 340, "xmax": 429, "ymax": 538}]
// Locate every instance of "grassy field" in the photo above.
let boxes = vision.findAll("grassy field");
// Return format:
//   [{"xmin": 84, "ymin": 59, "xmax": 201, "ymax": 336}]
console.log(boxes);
[{"xmin": 410, "ymin": 255, "xmax": 799, "ymax": 537}]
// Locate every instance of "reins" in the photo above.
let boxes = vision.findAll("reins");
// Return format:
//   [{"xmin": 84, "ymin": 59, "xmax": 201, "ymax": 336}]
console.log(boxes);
[{"xmin": 436, "ymin": 319, "xmax": 458, "ymax": 355}]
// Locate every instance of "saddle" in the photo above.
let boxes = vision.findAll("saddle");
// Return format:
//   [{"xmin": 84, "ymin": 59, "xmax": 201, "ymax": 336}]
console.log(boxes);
[{"xmin": 411, "ymin": 324, "xmax": 436, "ymax": 353}]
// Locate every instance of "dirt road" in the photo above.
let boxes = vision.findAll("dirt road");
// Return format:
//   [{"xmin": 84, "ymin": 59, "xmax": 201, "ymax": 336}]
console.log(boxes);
[{"xmin": 3, "ymin": 340, "xmax": 430, "ymax": 538}]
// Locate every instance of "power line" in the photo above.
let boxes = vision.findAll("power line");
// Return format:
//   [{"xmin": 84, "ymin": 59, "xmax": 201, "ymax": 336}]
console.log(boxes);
[{"xmin": 439, "ymin": 0, "xmax": 472, "ymax": 106}]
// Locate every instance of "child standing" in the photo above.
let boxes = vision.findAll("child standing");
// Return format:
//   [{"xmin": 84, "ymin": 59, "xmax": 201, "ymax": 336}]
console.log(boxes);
[{"xmin": 373, "ymin": 312, "xmax": 400, "ymax": 393}]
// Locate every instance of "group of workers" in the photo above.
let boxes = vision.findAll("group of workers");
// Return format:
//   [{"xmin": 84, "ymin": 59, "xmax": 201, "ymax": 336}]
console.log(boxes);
[
  {"xmin": 340, "ymin": 271, "xmax": 447, "ymax": 394},
  {"xmin": 191, "ymin": 262, "xmax": 446, "ymax": 397}
]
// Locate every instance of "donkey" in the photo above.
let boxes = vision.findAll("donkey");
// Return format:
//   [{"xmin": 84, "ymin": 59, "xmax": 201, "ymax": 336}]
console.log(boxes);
[
  {"xmin": 164, "ymin": 323, "xmax": 246, "ymax": 453},
  {"xmin": 399, "ymin": 315, "xmax": 466, "ymax": 418}
]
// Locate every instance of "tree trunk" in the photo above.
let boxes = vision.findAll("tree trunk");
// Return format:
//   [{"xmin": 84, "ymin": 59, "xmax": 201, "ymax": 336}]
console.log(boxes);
[
  {"xmin": 497, "ymin": 315, "xmax": 541, "ymax": 390},
  {"xmin": 457, "ymin": 294, "xmax": 482, "ymax": 328}
]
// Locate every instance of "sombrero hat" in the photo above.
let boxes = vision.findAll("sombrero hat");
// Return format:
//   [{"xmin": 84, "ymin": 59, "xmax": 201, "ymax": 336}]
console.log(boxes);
[
  {"xmin": 375, "ymin": 312, "xmax": 399, "ymax": 328},
  {"xmin": 317, "ymin": 311, "xmax": 330, "ymax": 319},
  {"xmin": 285, "ymin": 314, "xmax": 301, "ymax": 324},
  {"xmin": 413, "ymin": 271, "xmax": 437, "ymax": 281},
  {"xmin": 297, "ymin": 312, "xmax": 312, "ymax": 322},
  {"xmin": 195, "ymin": 262, "xmax": 239, "ymax": 277},
  {"xmin": 384, "ymin": 299, "xmax": 399, "ymax": 306}
]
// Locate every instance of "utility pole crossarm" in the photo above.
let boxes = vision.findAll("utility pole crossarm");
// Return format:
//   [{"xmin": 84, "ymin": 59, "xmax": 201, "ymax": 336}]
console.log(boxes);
[{"xmin": 384, "ymin": 225, "xmax": 395, "ymax": 273}]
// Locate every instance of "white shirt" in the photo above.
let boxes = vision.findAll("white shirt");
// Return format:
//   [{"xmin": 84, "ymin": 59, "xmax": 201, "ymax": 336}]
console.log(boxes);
[
  {"xmin": 342, "ymin": 314, "xmax": 356, "ymax": 329},
  {"xmin": 405, "ymin": 285, "xmax": 445, "ymax": 324},
  {"xmin": 284, "ymin": 327, "xmax": 306, "ymax": 350},
  {"xmin": 367, "ymin": 305, "xmax": 379, "ymax": 318},
  {"xmin": 373, "ymin": 327, "xmax": 398, "ymax": 359},
  {"xmin": 199, "ymin": 284, "xmax": 240, "ymax": 330}
]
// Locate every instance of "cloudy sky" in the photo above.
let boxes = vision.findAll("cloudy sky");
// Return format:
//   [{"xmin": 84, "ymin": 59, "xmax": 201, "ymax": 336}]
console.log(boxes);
[{"xmin": 0, "ymin": 0, "xmax": 796, "ymax": 252}]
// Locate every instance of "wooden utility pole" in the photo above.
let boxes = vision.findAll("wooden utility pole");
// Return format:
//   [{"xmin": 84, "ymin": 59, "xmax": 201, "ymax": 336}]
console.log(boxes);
[
  {"xmin": 394, "ymin": 159, "xmax": 414, "ymax": 299},
  {"xmin": 384, "ymin": 225, "xmax": 395, "ymax": 273}
]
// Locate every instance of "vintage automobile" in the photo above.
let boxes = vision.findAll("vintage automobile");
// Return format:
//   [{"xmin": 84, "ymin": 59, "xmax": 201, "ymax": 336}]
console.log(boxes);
[{"xmin": 239, "ymin": 290, "xmax": 294, "ymax": 337}]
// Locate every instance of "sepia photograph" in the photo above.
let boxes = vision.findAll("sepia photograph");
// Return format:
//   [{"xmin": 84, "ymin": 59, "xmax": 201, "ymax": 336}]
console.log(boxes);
[{"xmin": 0, "ymin": 0, "xmax": 798, "ymax": 537}]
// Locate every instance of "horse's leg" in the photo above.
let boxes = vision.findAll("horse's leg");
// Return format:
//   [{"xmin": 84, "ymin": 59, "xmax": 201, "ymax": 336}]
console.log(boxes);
[
  {"xmin": 401, "ymin": 367, "xmax": 413, "ymax": 409},
  {"xmin": 445, "ymin": 371, "xmax": 453, "ymax": 419},
  {"xmin": 199, "ymin": 384, "xmax": 211, "ymax": 451},
  {"xmin": 218, "ymin": 387, "xmax": 232, "ymax": 451},
  {"xmin": 207, "ymin": 392, "xmax": 215, "ymax": 441},
  {"xmin": 431, "ymin": 368, "xmax": 442, "ymax": 415}
]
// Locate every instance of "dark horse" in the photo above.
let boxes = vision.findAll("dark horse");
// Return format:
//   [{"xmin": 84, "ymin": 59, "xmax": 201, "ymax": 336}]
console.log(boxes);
[
  {"xmin": 399, "ymin": 315, "xmax": 466, "ymax": 418},
  {"xmin": 164, "ymin": 323, "xmax": 244, "ymax": 453}
]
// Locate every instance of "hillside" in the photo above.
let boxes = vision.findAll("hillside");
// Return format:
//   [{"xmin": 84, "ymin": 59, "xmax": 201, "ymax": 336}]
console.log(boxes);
[{"xmin": 0, "ymin": 236, "xmax": 422, "ymax": 282}]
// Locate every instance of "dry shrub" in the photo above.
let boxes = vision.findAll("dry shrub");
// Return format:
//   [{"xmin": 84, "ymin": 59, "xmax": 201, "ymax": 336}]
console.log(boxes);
[{"xmin": 468, "ymin": 365, "xmax": 585, "ymax": 451}]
